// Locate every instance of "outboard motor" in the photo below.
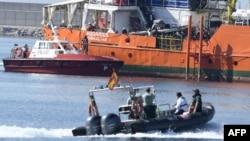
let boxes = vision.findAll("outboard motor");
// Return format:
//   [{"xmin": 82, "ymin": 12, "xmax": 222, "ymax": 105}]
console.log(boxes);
[
  {"xmin": 101, "ymin": 113, "xmax": 122, "ymax": 135},
  {"xmin": 85, "ymin": 115, "xmax": 102, "ymax": 135}
]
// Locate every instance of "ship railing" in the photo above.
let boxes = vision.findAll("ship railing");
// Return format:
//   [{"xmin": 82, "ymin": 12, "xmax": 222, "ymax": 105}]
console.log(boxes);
[
  {"xmin": 157, "ymin": 103, "xmax": 172, "ymax": 117},
  {"xmin": 156, "ymin": 35, "xmax": 183, "ymax": 51},
  {"xmin": 88, "ymin": 0, "xmax": 138, "ymax": 6},
  {"xmin": 141, "ymin": 0, "xmax": 190, "ymax": 9}
]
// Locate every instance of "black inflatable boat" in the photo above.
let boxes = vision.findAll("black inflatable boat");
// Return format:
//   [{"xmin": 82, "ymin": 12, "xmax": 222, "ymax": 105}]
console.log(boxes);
[{"xmin": 72, "ymin": 86, "xmax": 215, "ymax": 136}]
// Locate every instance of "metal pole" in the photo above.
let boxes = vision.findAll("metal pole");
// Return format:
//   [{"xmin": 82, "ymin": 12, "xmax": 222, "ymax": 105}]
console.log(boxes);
[
  {"xmin": 198, "ymin": 16, "xmax": 204, "ymax": 82},
  {"xmin": 185, "ymin": 16, "xmax": 192, "ymax": 80}
]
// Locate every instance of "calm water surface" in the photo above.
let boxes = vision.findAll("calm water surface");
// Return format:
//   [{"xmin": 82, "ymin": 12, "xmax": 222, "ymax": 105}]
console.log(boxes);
[{"xmin": 0, "ymin": 37, "xmax": 250, "ymax": 141}]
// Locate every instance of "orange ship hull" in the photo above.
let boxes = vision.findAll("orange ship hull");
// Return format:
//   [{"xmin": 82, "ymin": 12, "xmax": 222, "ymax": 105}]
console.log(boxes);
[{"xmin": 43, "ymin": 24, "xmax": 250, "ymax": 82}]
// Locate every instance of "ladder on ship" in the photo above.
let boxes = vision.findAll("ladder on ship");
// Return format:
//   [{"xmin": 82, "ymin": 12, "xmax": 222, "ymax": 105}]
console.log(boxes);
[{"xmin": 186, "ymin": 16, "xmax": 204, "ymax": 82}]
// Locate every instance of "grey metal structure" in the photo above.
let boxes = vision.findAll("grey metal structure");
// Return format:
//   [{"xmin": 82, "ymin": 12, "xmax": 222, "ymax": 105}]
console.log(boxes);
[{"xmin": 0, "ymin": 2, "xmax": 46, "ymax": 27}]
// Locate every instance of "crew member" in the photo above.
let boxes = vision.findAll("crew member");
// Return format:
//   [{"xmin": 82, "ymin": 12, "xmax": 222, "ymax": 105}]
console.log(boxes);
[
  {"xmin": 174, "ymin": 92, "xmax": 188, "ymax": 115},
  {"xmin": 188, "ymin": 89, "xmax": 202, "ymax": 114},
  {"xmin": 131, "ymin": 95, "xmax": 143, "ymax": 120},
  {"xmin": 142, "ymin": 87, "xmax": 156, "ymax": 119},
  {"xmin": 82, "ymin": 36, "xmax": 88, "ymax": 55}
]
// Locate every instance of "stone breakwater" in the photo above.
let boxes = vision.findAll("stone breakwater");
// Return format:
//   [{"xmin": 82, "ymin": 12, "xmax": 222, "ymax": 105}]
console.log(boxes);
[{"xmin": 0, "ymin": 26, "xmax": 43, "ymax": 39}]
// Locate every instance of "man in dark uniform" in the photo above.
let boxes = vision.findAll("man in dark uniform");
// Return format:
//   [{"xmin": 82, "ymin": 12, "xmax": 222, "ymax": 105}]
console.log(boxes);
[
  {"xmin": 188, "ymin": 89, "xmax": 202, "ymax": 114},
  {"xmin": 82, "ymin": 36, "xmax": 88, "ymax": 55}
]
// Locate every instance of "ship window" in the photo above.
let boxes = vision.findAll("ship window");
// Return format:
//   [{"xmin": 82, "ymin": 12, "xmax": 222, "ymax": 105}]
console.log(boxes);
[
  {"xmin": 61, "ymin": 43, "xmax": 71, "ymax": 50},
  {"xmin": 86, "ymin": 10, "xmax": 110, "ymax": 32},
  {"xmin": 39, "ymin": 42, "xmax": 45, "ymax": 49},
  {"xmin": 52, "ymin": 43, "xmax": 60, "ymax": 49},
  {"xmin": 48, "ymin": 43, "xmax": 54, "ymax": 49}
]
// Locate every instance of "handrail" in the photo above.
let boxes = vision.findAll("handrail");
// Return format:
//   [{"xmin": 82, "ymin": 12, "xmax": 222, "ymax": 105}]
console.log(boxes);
[{"xmin": 157, "ymin": 103, "xmax": 172, "ymax": 116}]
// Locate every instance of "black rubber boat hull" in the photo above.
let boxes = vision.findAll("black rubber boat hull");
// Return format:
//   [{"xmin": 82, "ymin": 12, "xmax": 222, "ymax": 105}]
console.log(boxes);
[{"xmin": 72, "ymin": 102, "xmax": 215, "ymax": 136}]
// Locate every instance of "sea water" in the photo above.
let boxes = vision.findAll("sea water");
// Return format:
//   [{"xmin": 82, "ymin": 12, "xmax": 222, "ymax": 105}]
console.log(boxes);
[{"xmin": 0, "ymin": 37, "xmax": 249, "ymax": 141}]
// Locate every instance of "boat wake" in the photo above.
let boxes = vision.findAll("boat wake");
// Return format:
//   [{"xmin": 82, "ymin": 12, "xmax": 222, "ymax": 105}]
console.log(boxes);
[
  {"xmin": 0, "ymin": 124, "xmax": 223, "ymax": 139},
  {"xmin": 0, "ymin": 125, "xmax": 72, "ymax": 138}
]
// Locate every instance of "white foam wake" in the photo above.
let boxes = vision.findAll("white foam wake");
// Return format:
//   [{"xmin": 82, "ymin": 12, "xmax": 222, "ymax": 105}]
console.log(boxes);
[
  {"xmin": 0, "ymin": 125, "xmax": 72, "ymax": 138},
  {"xmin": 0, "ymin": 125, "xmax": 223, "ymax": 139}
]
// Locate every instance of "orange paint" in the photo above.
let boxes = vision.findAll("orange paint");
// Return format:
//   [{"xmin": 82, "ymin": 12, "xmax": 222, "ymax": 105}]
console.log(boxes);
[{"xmin": 43, "ymin": 22, "xmax": 250, "ymax": 82}]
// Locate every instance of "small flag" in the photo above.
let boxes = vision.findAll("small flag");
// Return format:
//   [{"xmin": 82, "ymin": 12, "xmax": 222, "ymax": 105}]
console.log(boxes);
[{"xmin": 108, "ymin": 69, "xmax": 119, "ymax": 90}]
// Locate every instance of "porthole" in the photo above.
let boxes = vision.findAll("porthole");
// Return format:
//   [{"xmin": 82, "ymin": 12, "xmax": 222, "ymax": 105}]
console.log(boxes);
[
  {"xmin": 208, "ymin": 58, "xmax": 213, "ymax": 64},
  {"xmin": 233, "ymin": 61, "xmax": 238, "ymax": 66},
  {"xmin": 128, "ymin": 53, "xmax": 132, "ymax": 58}
]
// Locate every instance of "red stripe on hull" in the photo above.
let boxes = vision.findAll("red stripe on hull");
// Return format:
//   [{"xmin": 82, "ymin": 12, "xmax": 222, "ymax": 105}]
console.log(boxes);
[{"xmin": 3, "ymin": 59, "xmax": 124, "ymax": 76}]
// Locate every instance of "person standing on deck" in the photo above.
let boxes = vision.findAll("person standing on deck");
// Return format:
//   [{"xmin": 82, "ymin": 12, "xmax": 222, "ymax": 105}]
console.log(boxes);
[
  {"xmin": 82, "ymin": 36, "xmax": 88, "ymax": 55},
  {"xmin": 122, "ymin": 27, "xmax": 128, "ymax": 34},
  {"xmin": 142, "ymin": 87, "xmax": 156, "ymax": 119}
]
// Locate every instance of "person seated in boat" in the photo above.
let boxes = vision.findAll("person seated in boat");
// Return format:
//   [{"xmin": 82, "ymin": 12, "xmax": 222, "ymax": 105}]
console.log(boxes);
[
  {"xmin": 142, "ymin": 87, "xmax": 157, "ymax": 119},
  {"xmin": 186, "ymin": 89, "xmax": 202, "ymax": 114},
  {"xmin": 173, "ymin": 92, "xmax": 188, "ymax": 115}
]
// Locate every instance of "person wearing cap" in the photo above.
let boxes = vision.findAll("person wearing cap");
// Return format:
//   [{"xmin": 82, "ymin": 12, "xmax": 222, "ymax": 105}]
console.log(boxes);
[
  {"xmin": 174, "ymin": 92, "xmax": 188, "ymax": 115},
  {"xmin": 188, "ymin": 89, "xmax": 202, "ymax": 114},
  {"xmin": 142, "ymin": 87, "xmax": 156, "ymax": 119}
]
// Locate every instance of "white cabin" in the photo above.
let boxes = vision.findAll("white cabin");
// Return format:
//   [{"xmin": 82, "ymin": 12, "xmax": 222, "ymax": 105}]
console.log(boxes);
[{"xmin": 29, "ymin": 40, "xmax": 79, "ymax": 58}]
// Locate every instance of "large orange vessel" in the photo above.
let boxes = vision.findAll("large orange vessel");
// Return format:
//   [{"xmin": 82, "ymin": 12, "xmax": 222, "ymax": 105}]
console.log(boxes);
[{"xmin": 42, "ymin": 0, "xmax": 250, "ymax": 82}]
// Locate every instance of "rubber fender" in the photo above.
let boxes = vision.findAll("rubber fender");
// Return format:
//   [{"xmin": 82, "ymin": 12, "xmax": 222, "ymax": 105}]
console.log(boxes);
[
  {"xmin": 85, "ymin": 115, "xmax": 102, "ymax": 135},
  {"xmin": 101, "ymin": 113, "xmax": 122, "ymax": 135}
]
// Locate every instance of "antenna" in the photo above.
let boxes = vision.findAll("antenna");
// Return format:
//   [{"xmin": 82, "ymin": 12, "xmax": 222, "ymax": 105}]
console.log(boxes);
[{"xmin": 249, "ymin": 0, "xmax": 250, "ymax": 9}]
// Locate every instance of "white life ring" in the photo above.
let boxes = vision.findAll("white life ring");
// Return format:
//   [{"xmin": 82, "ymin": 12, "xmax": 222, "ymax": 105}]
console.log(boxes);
[{"xmin": 13, "ymin": 47, "xmax": 23, "ymax": 58}]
